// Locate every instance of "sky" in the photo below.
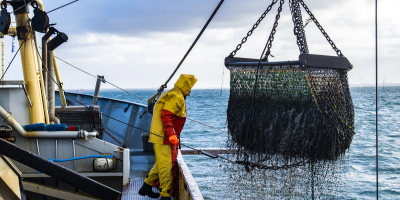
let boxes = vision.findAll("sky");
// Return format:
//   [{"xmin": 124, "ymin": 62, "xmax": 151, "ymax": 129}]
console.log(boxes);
[{"xmin": 1, "ymin": 0, "xmax": 398, "ymax": 90}]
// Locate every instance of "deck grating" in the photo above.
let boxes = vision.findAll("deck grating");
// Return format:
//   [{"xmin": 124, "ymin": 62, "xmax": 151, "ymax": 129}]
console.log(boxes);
[{"xmin": 122, "ymin": 178, "xmax": 161, "ymax": 200}]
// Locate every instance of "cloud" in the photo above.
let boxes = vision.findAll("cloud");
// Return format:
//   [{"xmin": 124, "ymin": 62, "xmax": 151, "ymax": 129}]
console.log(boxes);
[{"xmin": 2, "ymin": 0, "xmax": 399, "ymax": 91}]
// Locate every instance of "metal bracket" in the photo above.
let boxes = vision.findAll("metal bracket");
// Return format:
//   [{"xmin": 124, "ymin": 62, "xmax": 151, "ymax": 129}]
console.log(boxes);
[
  {"xmin": 2, "ymin": 111, "xmax": 11, "ymax": 121},
  {"xmin": 225, "ymin": 54, "xmax": 352, "ymax": 70},
  {"xmin": 21, "ymin": 85, "xmax": 32, "ymax": 107}
]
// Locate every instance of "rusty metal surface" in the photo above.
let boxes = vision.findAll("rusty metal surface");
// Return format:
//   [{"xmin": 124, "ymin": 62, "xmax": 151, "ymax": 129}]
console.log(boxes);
[
  {"xmin": 16, "ymin": 26, "xmax": 32, "ymax": 40},
  {"xmin": 121, "ymin": 178, "xmax": 160, "ymax": 200}
]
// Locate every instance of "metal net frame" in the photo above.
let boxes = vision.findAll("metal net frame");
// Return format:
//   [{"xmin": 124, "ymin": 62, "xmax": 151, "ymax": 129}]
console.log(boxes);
[
  {"xmin": 227, "ymin": 61, "xmax": 354, "ymax": 164},
  {"xmin": 222, "ymin": 0, "xmax": 355, "ymax": 198}
]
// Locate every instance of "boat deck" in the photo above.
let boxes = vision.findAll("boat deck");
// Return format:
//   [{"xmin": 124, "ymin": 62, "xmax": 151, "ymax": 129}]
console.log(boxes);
[{"xmin": 122, "ymin": 178, "xmax": 162, "ymax": 200}]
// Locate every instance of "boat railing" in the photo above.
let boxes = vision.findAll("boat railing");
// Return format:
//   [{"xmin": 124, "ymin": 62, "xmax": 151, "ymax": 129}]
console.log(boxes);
[{"xmin": 177, "ymin": 150, "xmax": 204, "ymax": 200}]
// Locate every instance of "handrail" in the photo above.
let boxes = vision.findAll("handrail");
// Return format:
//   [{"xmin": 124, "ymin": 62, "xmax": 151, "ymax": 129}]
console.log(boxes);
[{"xmin": 177, "ymin": 150, "xmax": 204, "ymax": 200}]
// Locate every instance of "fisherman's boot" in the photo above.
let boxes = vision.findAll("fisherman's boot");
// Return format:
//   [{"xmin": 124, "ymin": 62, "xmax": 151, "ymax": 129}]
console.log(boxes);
[
  {"xmin": 138, "ymin": 182, "xmax": 160, "ymax": 198},
  {"xmin": 160, "ymin": 197, "xmax": 171, "ymax": 200}
]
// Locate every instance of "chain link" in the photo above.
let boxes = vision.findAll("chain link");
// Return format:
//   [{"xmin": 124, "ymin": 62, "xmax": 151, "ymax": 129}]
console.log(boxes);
[
  {"xmin": 289, "ymin": 0, "xmax": 309, "ymax": 54},
  {"xmin": 264, "ymin": 0, "xmax": 285, "ymax": 59},
  {"xmin": 299, "ymin": 0, "xmax": 343, "ymax": 57},
  {"xmin": 229, "ymin": 0, "xmax": 278, "ymax": 57}
]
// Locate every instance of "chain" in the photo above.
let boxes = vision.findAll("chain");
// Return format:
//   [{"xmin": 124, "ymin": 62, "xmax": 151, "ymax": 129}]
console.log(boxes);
[
  {"xmin": 303, "ymin": 17, "xmax": 312, "ymax": 28},
  {"xmin": 236, "ymin": 159, "xmax": 310, "ymax": 170},
  {"xmin": 299, "ymin": 0, "xmax": 343, "ymax": 56},
  {"xmin": 289, "ymin": 0, "xmax": 308, "ymax": 54},
  {"xmin": 264, "ymin": 0, "xmax": 285, "ymax": 59},
  {"xmin": 229, "ymin": 0, "xmax": 278, "ymax": 57}
]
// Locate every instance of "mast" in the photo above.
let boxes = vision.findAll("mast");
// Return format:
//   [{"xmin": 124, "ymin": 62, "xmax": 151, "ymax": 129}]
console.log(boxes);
[{"xmin": 12, "ymin": 2, "xmax": 44, "ymax": 124}]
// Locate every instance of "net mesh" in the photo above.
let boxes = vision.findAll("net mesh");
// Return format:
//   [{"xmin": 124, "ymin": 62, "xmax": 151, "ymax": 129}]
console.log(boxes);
[{"xmin": 225, "ymin": 63, "xmax": 354, "ymax": 198}]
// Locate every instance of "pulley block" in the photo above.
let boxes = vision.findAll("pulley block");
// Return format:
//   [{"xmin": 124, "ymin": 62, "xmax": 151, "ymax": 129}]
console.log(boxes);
[
  {"xmin": 0, "ymin": 3, "xmax": 11, "ymax": 34},
  {"xmin": 31, "ymin": 2, "xmax": 49, "ymax": 33}
]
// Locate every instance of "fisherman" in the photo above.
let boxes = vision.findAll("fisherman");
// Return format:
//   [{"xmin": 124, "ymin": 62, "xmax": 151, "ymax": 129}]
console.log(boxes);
[{"xmin": 139, "ymin": 74, "xmax": 198, "ymax": 200}]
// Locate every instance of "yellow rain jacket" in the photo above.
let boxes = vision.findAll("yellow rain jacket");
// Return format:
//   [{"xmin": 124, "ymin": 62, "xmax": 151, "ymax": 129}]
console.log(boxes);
[
  {"xmin": 145, "ymin": 74, "xmax": 197, "ymax": 197},
  {"xmin": 149, "ymin": 74, "xmax": 198, "ymax": 145}
]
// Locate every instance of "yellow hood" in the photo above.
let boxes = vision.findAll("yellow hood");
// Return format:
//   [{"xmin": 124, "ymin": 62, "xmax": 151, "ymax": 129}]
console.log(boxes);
[{"xmin": 173, "ymin": 74, "xmax": 198, "ymax": 96}]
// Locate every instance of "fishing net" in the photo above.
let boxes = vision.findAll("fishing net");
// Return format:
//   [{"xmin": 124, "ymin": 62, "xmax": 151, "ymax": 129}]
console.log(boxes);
[
  {"xmin": 223, "ymin": 62, "xmax": 354, "ymax": 198},
  {"xmin": 220, "ymin": 0, "xmax": 355, "ymax": 197},
  {"xmin": 227, "ymin": 63, "xmax": 354, "ymax": 162}
]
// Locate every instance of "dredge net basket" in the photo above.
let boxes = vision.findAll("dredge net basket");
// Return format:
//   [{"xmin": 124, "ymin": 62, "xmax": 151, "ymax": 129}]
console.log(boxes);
[
  {"xmin": 223, "ymin": 60, "xmax": 355, "ymax": 198},
  {"xmin": 227, "ymin": 63, "xmax": 355, "ymax": 162}
]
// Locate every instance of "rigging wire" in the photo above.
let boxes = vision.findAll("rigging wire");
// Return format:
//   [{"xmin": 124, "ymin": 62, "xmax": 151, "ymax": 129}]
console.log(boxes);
[
  {"xmin": 37, "ymin": 46, "xmax": 147, "ymax": 101},
  {"xmin": 59, "ymin": 97, "xmax": 228, "ymax": 134},
  {"xmin": 0, "ymin": 29, "xmax": 31, "ymax": 80},
  {"xmin": 10, "ymin": 0, "xmax": 34, "ymax": 14},
  {"xmin": 158, "ymin": 0, "xmax": 225, "ymax": 92},
  {"xmin": 375, "ymin": 0, "xmax": 378, "ymax": 198},
  {"xmin": 47, "ymin": 0, "xmax": 79, "ymax": 14}
]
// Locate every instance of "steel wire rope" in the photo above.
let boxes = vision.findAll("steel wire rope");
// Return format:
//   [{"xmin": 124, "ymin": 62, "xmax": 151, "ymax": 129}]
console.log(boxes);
[
  {"xmin": 47, "ymin": 0, "xmax": 79, "ymax": 13},
  {"xmin": 375, "ymin": 0, "xmax": 378, "ymax": 198},
  {"xmin": 156, "ymin": 0, "xmax": 225, "ymax": 95},
  {"xmin": 0, "ymin": 28, "xmax": 32, "ymax": 80},
  {"xmin": 56, "ymin": 97, "xmax": 228, "ymax": 133},
  {"xmin": 37, "ymin": 46, "xmax": 146, "ymax": 101},
  {"xmin": 9, "ymin": 0, "xmax": 34, "ymax": 14}
]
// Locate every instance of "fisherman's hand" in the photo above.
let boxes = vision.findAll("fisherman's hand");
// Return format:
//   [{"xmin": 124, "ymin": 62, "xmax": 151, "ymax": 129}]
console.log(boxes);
[{"xmin": 169, "ymin": 135, "xmax": 179, "ymax": 146}]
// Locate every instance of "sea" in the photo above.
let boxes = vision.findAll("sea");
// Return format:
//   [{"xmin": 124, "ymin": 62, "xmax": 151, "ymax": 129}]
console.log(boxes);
[{"xmin": 79, "ymin": 87, "xmax": 399, "ymax": 199}]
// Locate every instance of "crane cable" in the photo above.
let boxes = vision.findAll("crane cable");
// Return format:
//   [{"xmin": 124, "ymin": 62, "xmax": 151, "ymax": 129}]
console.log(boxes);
[{"xmin": 150, "ymin": 0, "xmax": 225, "ymax": 103}]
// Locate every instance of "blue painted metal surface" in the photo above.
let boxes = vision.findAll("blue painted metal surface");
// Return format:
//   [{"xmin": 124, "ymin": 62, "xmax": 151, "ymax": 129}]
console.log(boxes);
[{"xmin": 55, "ymin": 91, "xmax": 152, "ymax": 149}]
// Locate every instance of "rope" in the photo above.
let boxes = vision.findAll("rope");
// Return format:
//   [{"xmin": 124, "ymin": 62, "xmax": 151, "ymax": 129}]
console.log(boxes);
[
  {"xmin": 0, "ymin": 29, "xmax": 31, "ymax": 80},
  {"xmin": 95, "ymin": 128, "xmax": 125, "ymax": 148},
  {"xmin": 58, "ymin": 98, "xmax": 228, "ymax": 134},
  {"xmin": 375, "ymin": 0, "xmax": 379, "ymax": 198},
  {"xmin": 38, "ymin": 46, "xmax": 147, "ymax": 101},
  {"xmin": 158, "ymin": 0, "xmax": 225, "ymax": 92},
  {"xmin": 186, "ymin": 117, "xmax": 227, "ymax": 133},
  {"xmin": 10, "ymin": 0, "xmax": 34, "ymax": 14},
  {"xmin": 47, "ymin": 0, "xmax": 80, "ymax": 13}
]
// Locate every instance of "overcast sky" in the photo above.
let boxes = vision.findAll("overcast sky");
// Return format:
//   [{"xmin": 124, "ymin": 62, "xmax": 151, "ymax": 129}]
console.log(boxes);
[{"xmin": 2, "ymin": 0, "xmax": 397, "ymax": 90}]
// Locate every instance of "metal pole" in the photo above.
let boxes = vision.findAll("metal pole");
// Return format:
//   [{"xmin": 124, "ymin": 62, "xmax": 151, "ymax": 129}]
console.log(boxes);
[
  {"xmin": 92, "ymin": 75, "xmax": 103, "ymax": 105},
  {"xmin": 42, "ymin": 34, "xmax": 48, "ymax": 95},
  {"xmin": 33, "ymin": 31, "xmax": 49, "ymax": 124},
  {"xmin": 47, "ymin": 50, "xmax": 56, "ymax": 124},
  {"xmin": 55, "ymin": 139, "xmax": 57, "ymax": 159},
  {"xmin": 72, "ymin": 139, "xmax": 76, "ymax": 171},
  {"xmin": 53, "ymin": 53, "xmax": 67, "ymax": 107},
  {"xmin": 14, "ymin": 6, "xmax": 45, "ymax": 124}
]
